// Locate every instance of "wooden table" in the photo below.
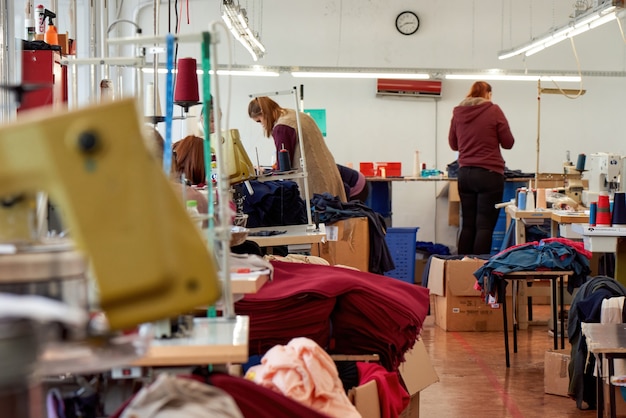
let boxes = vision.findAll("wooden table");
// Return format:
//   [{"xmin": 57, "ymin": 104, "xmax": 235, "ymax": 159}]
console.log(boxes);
[
  {"xmin": 582, "ymin": 322, "xmax": 626, "ymax": 418},
  {"xmin": 246, "ymin": 223, "xmax": 327, "ymax": 248},
  {"xmin": 550, "ymin": 210, "xmax": 589, "ymax": 239},
  {"xmin": 505, "ymin": 205, "xmax": 553, "ymax": 245},
  {"xmin": 133, "ymin": 315, "xmax": 249, "ymax": 367},
  {"xmin": 572, "ymin": 224, "xmax": 626, "ymax": 287}
]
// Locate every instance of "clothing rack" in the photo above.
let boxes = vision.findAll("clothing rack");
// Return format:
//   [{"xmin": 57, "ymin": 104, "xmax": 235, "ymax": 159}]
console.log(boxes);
[{"xmin": 249, "ymin": 86, "xmax": 314, "ymax": 227}]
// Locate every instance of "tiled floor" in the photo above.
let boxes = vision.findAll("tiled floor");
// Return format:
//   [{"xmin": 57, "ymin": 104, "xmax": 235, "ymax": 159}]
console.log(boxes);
[{"xmin": 418, "ymin": 306, "xmax": 597, "ymax": 418}]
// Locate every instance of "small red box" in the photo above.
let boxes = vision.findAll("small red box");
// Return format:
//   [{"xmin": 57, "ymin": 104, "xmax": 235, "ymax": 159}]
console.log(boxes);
[
  {"xmin": 359, "ymin": 162, "xmax": 402, "ymax": 177},
  {"xmin": 359, "ymin": 162, "xmax": 375, "ymax": 176},
  {"xmin": 375, "ymin": 162, "xmax": 402, "ymax": 177}
]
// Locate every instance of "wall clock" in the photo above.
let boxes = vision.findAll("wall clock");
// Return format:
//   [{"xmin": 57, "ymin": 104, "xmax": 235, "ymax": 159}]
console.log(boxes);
[{"xmin": 395, "ymin": 11, "xmax": 420, "ymax": 35}]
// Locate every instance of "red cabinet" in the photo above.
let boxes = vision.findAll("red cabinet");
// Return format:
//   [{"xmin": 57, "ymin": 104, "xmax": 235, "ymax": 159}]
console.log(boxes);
[{"xmin": 18, "ymin": 50, "xmax": 67, "ymax": 112}]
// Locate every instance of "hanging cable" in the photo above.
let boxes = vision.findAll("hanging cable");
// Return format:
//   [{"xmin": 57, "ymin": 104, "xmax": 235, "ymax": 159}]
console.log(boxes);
[{"xmin": 545, "ymin": 38, "xmax": 585, "ymax": 99}]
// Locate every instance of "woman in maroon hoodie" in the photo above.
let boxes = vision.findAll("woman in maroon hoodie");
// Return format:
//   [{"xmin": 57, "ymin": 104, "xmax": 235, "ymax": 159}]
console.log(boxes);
[{"xmin": 448, "ymin": 81, "xmax": 515, "ymax": 255}]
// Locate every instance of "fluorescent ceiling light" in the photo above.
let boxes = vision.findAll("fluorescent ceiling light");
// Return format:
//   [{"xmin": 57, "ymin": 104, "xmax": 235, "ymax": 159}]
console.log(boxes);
[
  {"xmin": 445, "ymin": 74, "xmax": 581, "ymax": 82},
  {"xmin": 222, "ymin": 0, "xmax": 265, "ymax": 61},
  {"xmin": 215, "ymin": 70, "xmax": 278, "ymax": 77},
  {"xmin": 291, "ymin": 72, "xmax": 430, "ymax": 79},
  {"xmin": 498, "ymin": 2, "xmax": 621, "ymax": 59},
  {"xmin": 141, "ymin": 68, "xmax": 279, "ymax": 77}
]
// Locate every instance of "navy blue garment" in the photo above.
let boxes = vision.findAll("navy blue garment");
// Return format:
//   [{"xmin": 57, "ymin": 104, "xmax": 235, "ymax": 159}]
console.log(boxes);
[
  {"xmin": 474, "ymin": 239, "xmax": 591, "ymax": 296},
  {"xmin": 416, "ymin": 241, "xmax": 450, "ymax": 256},
  {"xmin": 311, "ymin": 193, "xmax": 395, "ymax": 274},
  {"xmin": 235, "ymin": 180, "xmax": 307, "ymax": 228},
  {"xmin": 567, "ymin": 276, "xmax": 626, "ymax": 410}
]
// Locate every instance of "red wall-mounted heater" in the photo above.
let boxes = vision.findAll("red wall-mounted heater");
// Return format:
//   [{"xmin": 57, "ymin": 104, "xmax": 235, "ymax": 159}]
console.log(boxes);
[{"xmin": 376, "ymin": 79, "xmax": 442, "ymax": 98}]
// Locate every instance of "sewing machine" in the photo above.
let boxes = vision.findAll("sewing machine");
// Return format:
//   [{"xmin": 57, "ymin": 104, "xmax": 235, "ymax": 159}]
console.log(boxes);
[
  {"xmin": 0, "ymin": 98, "xmax": 224, "ymax": 415},
  {"xmin": 0, "ymin": 98, "xmax": 221, "ymax": 329},
  {"xmin": 582, "ymin": 152, "xmax": 622, "ymax": 207},
  {"xmin": 562, "ymin": 161, "xmax": 585, "ymax": 205}
]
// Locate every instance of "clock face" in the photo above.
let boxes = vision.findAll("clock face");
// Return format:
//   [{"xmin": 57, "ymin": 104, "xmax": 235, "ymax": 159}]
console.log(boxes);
[{"xmin": 396, "ymin": 11, "xmax": 419, "ymax": 35}]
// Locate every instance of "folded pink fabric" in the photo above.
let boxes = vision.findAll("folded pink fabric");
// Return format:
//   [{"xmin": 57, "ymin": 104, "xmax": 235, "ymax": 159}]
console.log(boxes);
[{"xmin": 247, "ymin": 337, "xmax": 361, "ymax": 418}]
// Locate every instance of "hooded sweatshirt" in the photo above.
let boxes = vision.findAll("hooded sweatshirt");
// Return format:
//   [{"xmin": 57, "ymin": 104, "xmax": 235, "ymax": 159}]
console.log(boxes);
[{"xmin": 448, "ymin": 97, "xmax": 515, "ymax": 175}]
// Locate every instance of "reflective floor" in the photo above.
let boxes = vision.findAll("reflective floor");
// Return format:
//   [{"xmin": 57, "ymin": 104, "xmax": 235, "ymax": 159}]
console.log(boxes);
[{"xmin": 419, "ymin": 305, "xmax": 597, "ymax": 418}]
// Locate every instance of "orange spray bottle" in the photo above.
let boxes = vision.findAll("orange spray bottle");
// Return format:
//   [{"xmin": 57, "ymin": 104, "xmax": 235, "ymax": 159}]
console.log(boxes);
[{"xmin": 43, "ymin": 9, "xmax": 58, "ymax": 46}]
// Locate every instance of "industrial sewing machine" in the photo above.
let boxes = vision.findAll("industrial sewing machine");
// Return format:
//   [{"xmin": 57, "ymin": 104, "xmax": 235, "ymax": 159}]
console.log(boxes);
[
  {"xmin": 582, "ymin": 152, "xmax": 622, "ymax": 207},
  {"xmin": 562, "ymin": 161, "xmax": 585, "ymax": 205},
  {"xmin": 0, "ymin": 99, "xmax": 221, "ymax": 416}
]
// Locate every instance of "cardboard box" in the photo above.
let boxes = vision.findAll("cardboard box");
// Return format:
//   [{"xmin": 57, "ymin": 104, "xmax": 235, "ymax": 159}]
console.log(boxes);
[
  {"xmin": 604, "ymin": 382, "xmax": 626, "ymax": 418},
  {"xmin": 311, "ymin": 217, "xmax": 369, "ymax": 271},
  {"xmin": 544, "ymin": 349, "xmax": 570, "ymax": 397},
  {"xmin": 349, "ymin": 339, "xmax": 439, "ymax": 418},
  {"xmin": 447, "ymin": 181, "xmax": 460, "ymax": 226},
  {"xmin": 427, "ymin": 257, "xmax": 512, "ymax": 331},
  {"xmin": 414, "ymin": 258, "xmax": 428, "ymax": 285}
]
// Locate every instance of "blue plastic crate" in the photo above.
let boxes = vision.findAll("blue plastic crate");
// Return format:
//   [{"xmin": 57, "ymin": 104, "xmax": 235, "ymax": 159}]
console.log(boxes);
[{"xmin": 384, "ymin": 227, "xmax": 419, "ymax": 284}]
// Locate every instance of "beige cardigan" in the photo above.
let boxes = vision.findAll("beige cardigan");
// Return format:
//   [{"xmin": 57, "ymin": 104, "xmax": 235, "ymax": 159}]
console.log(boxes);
[{"xmin": 275, "ymin": 109, "xmax": 347, "ymax": 202}]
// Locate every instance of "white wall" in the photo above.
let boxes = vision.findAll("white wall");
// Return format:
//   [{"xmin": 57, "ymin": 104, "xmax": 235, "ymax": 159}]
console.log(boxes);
[{"xmin": 36, "ymin": 0, "xmax": 626, "ymax": 250}]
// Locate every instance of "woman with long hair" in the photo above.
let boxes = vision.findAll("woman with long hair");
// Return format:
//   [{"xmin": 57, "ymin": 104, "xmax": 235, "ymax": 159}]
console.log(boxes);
[
  {"xmin": 448, "ymin": 81, "xmax": 515, "ymax": 255},
  {"xmin": 248, "ymin": 96, "xmax": 346, "ymax": 201}
]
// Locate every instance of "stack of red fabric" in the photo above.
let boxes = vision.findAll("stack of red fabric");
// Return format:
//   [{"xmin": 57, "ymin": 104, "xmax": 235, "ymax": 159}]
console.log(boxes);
[{"xmin": 235, "ymin": 260, "xmax": 430, "ymax": 370}]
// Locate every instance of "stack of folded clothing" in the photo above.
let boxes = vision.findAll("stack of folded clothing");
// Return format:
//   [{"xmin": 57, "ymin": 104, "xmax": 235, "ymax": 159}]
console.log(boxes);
[{"xmin": 235, "ymin": 260, "xmax": 430, "ymax": 370}]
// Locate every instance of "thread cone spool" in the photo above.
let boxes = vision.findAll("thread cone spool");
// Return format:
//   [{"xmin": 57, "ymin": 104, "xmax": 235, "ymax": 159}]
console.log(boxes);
[
  {"xmin": 536, "ymin": 188, "xmax": 547, "ymax": 209},
  {"xmin": 612, "ymin": 192, "xmax": 626, "ymax": 226},
  {"xmin": 174, "ymin": 57, "xmax": 200, "ymax": 112},
  {"xmin": 526, "ymin": 189, "xmax": 535, "ymax": 211},
  {"xmin": 517, "ymin": 189, "xmax": 527, "ymax": 210},
  {"xmin": 413, "ymin": 150, "xmax": 421, "ymax": 177},
  {"xmin": 100, "ymin": 79, "xmax": 113, "ymax": 102},
  {"xmin": 145, "ymin": 82, "xmax": 163, "ymax": 122},
  {"xmin": 576, "ymin": 153, "xmax": 586, "ymax": 171},
  {"xmin": 597, "ymin": 194, "xmax": 612, "ymax": 226},
  {"xmin": 278, "ymin": 147, "xmax": 291, "ymax": 172},
  {"xmin": 589, "ymin": 202, "xmax": 597, "ymax": 226}
]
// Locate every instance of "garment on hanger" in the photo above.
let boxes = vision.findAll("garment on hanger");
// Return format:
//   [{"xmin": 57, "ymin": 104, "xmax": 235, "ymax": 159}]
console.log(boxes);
[
  {"xmin": 599, "ymin": 297, "xmax": 626, "ymax": 382},
  {"xmin": 568, "ymin": 276, "xmax": 626, "ymax": 410}
]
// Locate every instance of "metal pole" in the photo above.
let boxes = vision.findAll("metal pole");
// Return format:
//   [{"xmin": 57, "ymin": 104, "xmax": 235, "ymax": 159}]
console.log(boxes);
[
  {"xmin": 70, "ymin": 0, "xmax": 78, "ymax": 107},
  {"xmin": 89, "ymin": 0, "xmax": 97, "ymax": 101},
  {"xmin": 0, "ymin": 0, "xmax": 17, "ymax": 122},
  {"xmin": 536, "ymin": 79, "xmax": 541, "ymax": 190}
]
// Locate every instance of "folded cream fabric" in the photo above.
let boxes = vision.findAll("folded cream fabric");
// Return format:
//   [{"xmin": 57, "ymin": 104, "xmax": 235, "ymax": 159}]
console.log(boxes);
[{"xmin": 121, "ymin": 374, "xmax": 243, "ymax": 418}]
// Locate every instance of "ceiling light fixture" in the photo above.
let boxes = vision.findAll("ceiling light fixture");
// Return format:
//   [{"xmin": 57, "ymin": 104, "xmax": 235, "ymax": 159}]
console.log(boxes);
[
  {"xmin": 445, "ymin": 74, "xmax": 582, "ymax": 82},
  {"xmin": 498, "ymin": 1, "xmax": 622, "ymax": 60},
  {"xmin": 221, "ymin": 0, "xmax": 266, "ymax": 61},
  {"xmin": 141, "ymin": 68, "xmax": 279, "ymax": 77},
  {"xmin": 291, "ymin": 71, "xmax": 430, "ymax": 79}
]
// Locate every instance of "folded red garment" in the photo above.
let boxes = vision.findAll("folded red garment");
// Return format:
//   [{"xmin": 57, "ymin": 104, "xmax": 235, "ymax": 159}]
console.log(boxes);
[
  {"xmin": 235, "ymin": 261, "xmax": 430, "ymax": 370},
  {"xmin": 357, "ymin": 362, "xmax": 410, "ymax": 418}
]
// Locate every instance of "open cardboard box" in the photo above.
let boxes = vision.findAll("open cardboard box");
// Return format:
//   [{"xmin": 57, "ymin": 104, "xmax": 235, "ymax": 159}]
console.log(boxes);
[
  {"xmin": 311, "ymin": 217, "xmax": 370, "ymax": 272},
  {"xmin": 349, "ymin": 339, "xmax": 439, "ymax": 418},
  {"xmin": 544, "ymin": 349, "xmax": 570, "ymax": 397},
  {"xmin": 427, "ymin": 257, "xmax": 512, "ymax": 331}
]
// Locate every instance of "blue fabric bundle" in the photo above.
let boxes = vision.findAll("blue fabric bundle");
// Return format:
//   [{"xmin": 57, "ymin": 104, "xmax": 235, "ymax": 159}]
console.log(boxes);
[{"xmin": 474, "ymin": 238, "xmax": 591, "ymax": 296}]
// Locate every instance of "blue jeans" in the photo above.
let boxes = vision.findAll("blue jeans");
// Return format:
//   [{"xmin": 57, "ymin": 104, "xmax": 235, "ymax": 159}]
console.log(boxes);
[{"xmin": 457, "ymin": 166, "xmax": 504, "ymax": 255}]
